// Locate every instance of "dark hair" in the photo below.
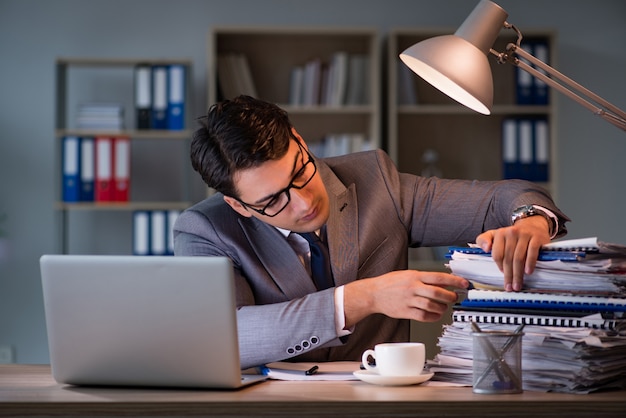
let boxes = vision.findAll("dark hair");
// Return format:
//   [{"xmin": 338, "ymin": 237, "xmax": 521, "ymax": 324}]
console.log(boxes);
[{"xmin": 190, "ymin": 95, "xmax": 293, "ymax": 197}]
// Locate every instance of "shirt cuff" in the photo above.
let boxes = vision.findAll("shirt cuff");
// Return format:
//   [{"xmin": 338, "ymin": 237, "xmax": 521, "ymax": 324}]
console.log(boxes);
[
  {"xmin": 533, "ymin": 205, "xmax": 560, "ymax": 239},
  {"xmin": 334, "ymin": 285, "xmax": 353, "ymax": 337}
]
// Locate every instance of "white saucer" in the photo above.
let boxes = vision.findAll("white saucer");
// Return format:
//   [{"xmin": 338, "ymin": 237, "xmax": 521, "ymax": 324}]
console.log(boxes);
[{"xmin": 353, "ymin": 370, "xmax": 434, "ymax": 386}]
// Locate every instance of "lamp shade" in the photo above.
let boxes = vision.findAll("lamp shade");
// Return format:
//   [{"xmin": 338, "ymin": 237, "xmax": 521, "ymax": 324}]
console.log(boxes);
[{"xmin": 399, "ymin": 0, "xmax": 508, "ymax": 115}]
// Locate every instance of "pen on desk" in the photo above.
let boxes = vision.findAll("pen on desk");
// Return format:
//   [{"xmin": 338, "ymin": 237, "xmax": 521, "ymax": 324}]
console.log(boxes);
[{"xmin": 305, "ymin": 365, "xmax": 319, "ymax": 376}]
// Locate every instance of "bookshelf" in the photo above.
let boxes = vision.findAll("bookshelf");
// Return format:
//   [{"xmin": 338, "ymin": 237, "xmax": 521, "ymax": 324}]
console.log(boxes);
[
  {"xmin": 55, "ymin": 57, "xmax": 193, "ymax": 254},
  {"xmin": 387, "ymin": 29, "xmax": 557, "ymax": 268},
  {"xmin": 208, "ymin": 27, "xmax": 381, "ymax": 156},
  {"xmin": 388, "ymin": 29, "xmax": 556, "ymax": 185}
]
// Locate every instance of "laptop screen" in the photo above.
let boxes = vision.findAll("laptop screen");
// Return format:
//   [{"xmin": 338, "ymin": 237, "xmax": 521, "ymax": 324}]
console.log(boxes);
[{"xmin": 40, "ymin": 255, "xmax": 260, "ymax": 388}]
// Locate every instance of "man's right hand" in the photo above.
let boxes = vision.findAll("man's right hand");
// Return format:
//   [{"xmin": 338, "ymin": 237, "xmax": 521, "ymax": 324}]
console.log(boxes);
[{"xmin": 342, "ymin": 270, "xmax": 469, "ymax": 329}]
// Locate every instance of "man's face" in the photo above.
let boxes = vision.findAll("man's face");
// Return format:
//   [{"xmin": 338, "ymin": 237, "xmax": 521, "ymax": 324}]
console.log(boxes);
[{"xmin": 223, "ymin": 131, "xmax": 330, "ymax": 233}]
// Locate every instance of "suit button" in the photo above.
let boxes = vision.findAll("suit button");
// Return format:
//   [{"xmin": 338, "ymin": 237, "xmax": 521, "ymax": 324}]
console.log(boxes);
[{"xmin": 310, "ymin": 336, "xmax": 319, "ymax": 345}]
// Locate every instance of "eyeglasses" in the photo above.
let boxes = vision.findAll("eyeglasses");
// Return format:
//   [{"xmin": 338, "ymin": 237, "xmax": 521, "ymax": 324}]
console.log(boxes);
[{"xmin": 237, "ymin": 141, "xmax": 317, "ymax": 217}]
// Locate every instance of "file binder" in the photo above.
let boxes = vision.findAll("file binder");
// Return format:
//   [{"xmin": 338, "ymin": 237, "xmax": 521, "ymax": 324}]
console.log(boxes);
[
  {"xmin": 134, "ymin": 64, "xmax": 152, "ymax": 129},
  {"xmin": 532, "ymin": 40, "xmax": 550, "ymax": 105},
  {"xmin": 518, "ymin": 119, "xmax": 534, "ymax": 181},
  {"xmin": 132, "ymin": 211, "xmax": 150, "ymax": 256},
  {"xmin": 534, "ymin": 118, "xmax": 549, "ymax": 182},
  {"xmin": 167, "ymin": 210, "xmax": 180, "ymax": 255},
  {"xmin": 515, "ymin": 42, "xmax": 534, "ymax": 105},
  {"xmin": 150, "ymin": 210, "xmax": 167, "ymax": 256},
  {"xmin": 62, "ymin": 136, "xmax": 80, "ymax": 202},
  {"xmin": 501, "ymin": 119, "xmax": 518, "ymax": 179},
  {"xmin": 151, "ymin": 65, "xmax": 168, "ymax": 130},
  {"xmin": 167, "ymin": 64, "xmax": 185, "ymax": 130},
  {"xmin": 79, "ymin": 137, "xmax": 95, "ymax": 202},
  {"xmin": 95, "ymin": 137, "xmax": 113, "ymax": 202},
  {"xmin": 112, "ymin": 137, "xmax": 130, "ymax": 202}
]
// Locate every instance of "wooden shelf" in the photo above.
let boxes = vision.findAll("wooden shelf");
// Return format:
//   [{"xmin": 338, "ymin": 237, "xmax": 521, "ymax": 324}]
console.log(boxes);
[
  {"xmin": 209, "ymin": 27, "xmax": 381, "ymax": 151},
  {"xmin": 56, "ymin": 57, "xmax": 192, "ymax": 67},
  {"xmin": 55, "ymin": 129, "xmax": 192, "ymax": 140},
  {"xmin": 55, "ymin": 58, "xmax": 193, "ymax": 254},
  {"xmin": 55, "ymin": 202, "xmax": 191, "ymax": 211}
]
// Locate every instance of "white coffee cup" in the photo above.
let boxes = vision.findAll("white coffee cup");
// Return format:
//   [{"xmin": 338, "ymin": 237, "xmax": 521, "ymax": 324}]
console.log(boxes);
[{"xmin": 361, "ymin": 342, "xmax": 425, "ymax": 376}]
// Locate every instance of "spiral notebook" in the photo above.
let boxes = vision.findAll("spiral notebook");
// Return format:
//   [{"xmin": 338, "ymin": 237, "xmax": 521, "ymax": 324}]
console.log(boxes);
[
  {"xmin": 459, "ymin": 289, "xmax": 626, "ymax": 313},
  {"xmin": 453, "ymin": 308, "xmax": 624, "ymax": 330}
]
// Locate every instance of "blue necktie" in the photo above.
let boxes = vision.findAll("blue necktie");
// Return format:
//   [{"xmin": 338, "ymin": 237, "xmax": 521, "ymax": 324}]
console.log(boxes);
[{"xmin": 297, "ymin": 232, "xmax": 334, "ymax": 290}]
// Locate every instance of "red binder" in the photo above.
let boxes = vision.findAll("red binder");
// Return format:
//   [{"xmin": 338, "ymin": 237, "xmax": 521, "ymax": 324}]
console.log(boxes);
[
  {"xmin": 95, "ymin": 137, "xmax": 113, "ymax": 202},
  {"xmin": 113, "ymin": 137, "xmax": 131, "ymax": 202}
]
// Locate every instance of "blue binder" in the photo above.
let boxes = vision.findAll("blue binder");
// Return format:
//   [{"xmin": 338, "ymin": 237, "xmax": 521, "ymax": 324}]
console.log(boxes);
[
  {"xmin": 531, "ymin": 40, "xmax": 550, "ymax": 105},
  {"xmin": 518, "ymin": 119, "xmax": 534, "ymax": 181},
  {"xmin": 79, "ymin": 137, "xmax": 95, "ymax": 201},
  {"xmin": 167, "ymin": 65, "xmax": 185, "ymax": 130},
  {"xmin": 515, "ymin": 42, "xmax": 534, "ymax": 105},
  {"xmin": 62, "ymin": 136, "xmax": 80, "ymax": 202},
  {"xmin": 533, "ymin": 118, "xmax": 549, "ymax": 182},
  {"xmin": 502, "ymin": 118, "xmax": 519, "ymax": 179},
  {"xmin": 446, "ymin": 246, "xmax": 586, "ymax": 262}
]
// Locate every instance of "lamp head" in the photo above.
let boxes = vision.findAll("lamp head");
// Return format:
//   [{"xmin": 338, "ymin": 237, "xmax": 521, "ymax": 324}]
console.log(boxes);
[{"xmin": 399, "ymin": 0, "xmax": 508, "ymax": 114}]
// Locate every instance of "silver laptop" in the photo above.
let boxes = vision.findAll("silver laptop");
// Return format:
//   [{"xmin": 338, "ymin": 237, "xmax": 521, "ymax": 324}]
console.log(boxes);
[{"xmin": 40, "ymin": 254, "xmax": 266, "ymax": 389}]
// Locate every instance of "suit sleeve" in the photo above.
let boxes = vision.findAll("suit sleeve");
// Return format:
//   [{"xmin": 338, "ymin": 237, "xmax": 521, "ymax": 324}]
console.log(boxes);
[
  {"xmin": 174, "ymin": 205, "xmax": 345, "ymax": 369},
  {"xmin": 372, "ymin": 150, "xmax": 569, "ymax": 247}
]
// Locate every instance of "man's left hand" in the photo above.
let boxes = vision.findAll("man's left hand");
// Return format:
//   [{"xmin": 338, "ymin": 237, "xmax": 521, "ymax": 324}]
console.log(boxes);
[{"xmin": 475, "ymin": 216, "xmax": 551, "ymax": 292}]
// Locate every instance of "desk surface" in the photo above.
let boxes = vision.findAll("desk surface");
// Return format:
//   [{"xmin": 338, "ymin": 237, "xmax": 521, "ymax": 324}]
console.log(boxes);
[{"xmin": 1, "ymin": 365, "xmax": 625, "ymax": 417}]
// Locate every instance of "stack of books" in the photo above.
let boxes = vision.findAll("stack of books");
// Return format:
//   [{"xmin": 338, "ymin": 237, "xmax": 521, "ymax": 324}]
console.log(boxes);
[
  {"xmin": 76, "ymin": 102, "xmax": 124, "ymax": 131},
  {"xmin": 307, "ymin": 133, "xmax": 372, "ymax": 158},
  {"xmin": 427, "ymin": 237, "xmax": 626, "ymax": 394},
  {"xmin": 288, "ymin": 52, "xmax": 369, "ymax": 107},
  {"xmin": 217, "ymin": 53, "xmax": 258, "ymax": 100}
]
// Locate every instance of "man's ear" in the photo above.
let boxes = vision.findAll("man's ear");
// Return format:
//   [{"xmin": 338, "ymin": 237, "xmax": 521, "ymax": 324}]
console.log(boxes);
[
  {"xmin": 223, "ymin": 195, "xmax": 253, "ymax": 218},
  {"xmin": 291, "ymin": 128, "xmax": 308, "ymax": 150}
]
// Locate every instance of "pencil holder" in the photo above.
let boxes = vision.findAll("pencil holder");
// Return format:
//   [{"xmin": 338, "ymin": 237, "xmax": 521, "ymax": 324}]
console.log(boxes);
[{"xmin": 471, "ymin": 329, "xmax": 523, "ymax": 394}]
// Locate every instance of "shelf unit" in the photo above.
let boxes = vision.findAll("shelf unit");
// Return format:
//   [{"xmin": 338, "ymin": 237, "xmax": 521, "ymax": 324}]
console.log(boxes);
[
  {"xmin": 208, "ymin": 27, "xmax": 381, "ymax": 153},
  {"xmin": 387, "ymin": 29, "xmax": 556, "ymax": 187},
  {"xmin": 387, "ymin": 29, "xmax": 557, "ymax": 266},
  {"xmin": 55, "ymin": 57, "xmax": 193, "ymax": 254}
]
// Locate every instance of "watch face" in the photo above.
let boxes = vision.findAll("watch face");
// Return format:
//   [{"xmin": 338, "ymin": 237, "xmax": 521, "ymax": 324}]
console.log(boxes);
[{"xmin": 512, "ymin": 205, "xmax": 535, "ymax": 223}]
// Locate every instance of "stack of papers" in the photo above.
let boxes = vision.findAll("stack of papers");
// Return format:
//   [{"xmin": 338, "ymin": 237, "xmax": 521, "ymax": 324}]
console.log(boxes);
[
  {"xmin": 447, "ymin": 237, "xmax": 626, "ymax": 294},
  {"xmin": 428, "ymin": 321, "xmax": 626, "ymax": 394},
  {"xmin": 430, "ymin": 237, "xmax": 626, "ymax": 393}
]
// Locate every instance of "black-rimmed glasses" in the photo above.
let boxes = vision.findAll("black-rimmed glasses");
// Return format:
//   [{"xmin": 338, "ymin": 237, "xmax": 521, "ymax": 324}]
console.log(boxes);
[{"xmin": 237, "ymin": 143, "xmax": 317, "ymax": 217}]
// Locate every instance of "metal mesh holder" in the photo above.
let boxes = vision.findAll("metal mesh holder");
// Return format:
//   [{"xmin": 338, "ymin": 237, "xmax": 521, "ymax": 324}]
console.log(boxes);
[{"xmin": 472, "ymin": 330, "xmax": 523, "ymax": 394}]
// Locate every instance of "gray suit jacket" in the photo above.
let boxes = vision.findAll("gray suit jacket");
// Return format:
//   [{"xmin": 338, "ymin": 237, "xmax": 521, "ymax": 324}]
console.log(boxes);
[{"xmin": 174, "ymin": 150, "xmax": 568, "ymax": 369}]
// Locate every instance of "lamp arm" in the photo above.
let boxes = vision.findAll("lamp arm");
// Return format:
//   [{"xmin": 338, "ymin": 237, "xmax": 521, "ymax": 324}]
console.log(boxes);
[{"xmin": 500, "ymin": 44, "xmax": 626, "ymax": 131}]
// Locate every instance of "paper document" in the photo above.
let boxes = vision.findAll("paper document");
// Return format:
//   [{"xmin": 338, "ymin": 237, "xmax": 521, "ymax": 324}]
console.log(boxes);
[{"xmin": 260, "ymin": 361, "xmax": 360, "ymax": 381}]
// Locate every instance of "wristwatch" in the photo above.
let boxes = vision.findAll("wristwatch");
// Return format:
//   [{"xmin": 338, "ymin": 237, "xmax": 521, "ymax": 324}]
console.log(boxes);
[{"xmin": 512, "ymin": 205, "xmax": 558, "ymax": 238}]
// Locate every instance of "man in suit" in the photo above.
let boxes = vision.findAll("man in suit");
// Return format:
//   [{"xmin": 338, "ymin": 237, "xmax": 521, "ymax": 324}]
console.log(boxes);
[{"xmin": 174, "ymin": 95, "xmax": 569, "ymax": 369}]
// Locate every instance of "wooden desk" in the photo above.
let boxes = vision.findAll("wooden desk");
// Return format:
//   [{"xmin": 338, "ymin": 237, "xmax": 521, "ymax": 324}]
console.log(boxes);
[{"xmin": 1, "ymin": 365, "xmax": 624, "ymax": 417}]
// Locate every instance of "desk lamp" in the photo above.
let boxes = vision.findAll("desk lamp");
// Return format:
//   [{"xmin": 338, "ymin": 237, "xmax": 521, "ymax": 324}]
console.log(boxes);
[{"xmin": 399, "ymin": 0, "xmax": 626, "ymax": 131}]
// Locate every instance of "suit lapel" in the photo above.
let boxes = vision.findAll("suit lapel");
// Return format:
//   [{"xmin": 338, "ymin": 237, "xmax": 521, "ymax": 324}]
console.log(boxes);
[
  {"xmin": 238, "ymin": 217, "xmax": 317, "ymax": 298},
  {"xmin": 321, "ymin": 163, "xmax": 359, "ymax": 286}
]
